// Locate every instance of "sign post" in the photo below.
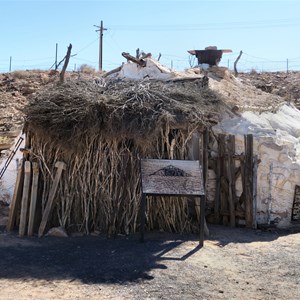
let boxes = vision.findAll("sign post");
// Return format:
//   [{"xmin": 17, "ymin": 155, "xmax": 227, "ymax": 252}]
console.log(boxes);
[{"xmin": 140, "ymin": 159, "xmax": 205, "ymax": 247}]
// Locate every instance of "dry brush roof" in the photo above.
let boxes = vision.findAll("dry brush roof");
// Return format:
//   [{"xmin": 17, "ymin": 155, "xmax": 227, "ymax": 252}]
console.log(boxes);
[{"xmin": 24, "ymin": 78, "xmax": 225, "ymax": 143}]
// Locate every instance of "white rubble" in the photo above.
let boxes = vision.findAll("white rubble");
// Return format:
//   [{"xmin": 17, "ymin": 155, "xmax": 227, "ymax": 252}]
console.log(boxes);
[
  {"xmin": 106, "ymin": 57, "xmax": 201, "ymax": 81},
  {"xmin": 213, "ymin": 103, "xmax": 300, "ymax": 227},
  {"xmin": 0, "ymin": 134, "xmax": 24, "ymax": 204}
]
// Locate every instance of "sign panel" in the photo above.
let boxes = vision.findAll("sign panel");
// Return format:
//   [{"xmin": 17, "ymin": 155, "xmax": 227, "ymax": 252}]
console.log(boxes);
[{"xmin": 140, "ymin": 159, "xmax": 204, "ymax": 196}]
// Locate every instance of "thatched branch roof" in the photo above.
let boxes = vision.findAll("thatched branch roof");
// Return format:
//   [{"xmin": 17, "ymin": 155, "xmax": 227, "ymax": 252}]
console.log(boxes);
[{"xmin": 24, "ymin": 78, "xmax": 224, "ymax": 144}]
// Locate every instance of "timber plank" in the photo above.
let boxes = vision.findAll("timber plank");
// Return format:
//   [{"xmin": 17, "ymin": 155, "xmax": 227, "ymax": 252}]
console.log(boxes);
[
  {"xmin": 19, "ymin": 161, "xmax": 31, "ymax": 236},
  {"xmin": 6, "ymin": 159, "xmax": 24, "ymax": 232},
  {"xmin": 38, "ymin": 161, "xmax": 66, "ymax": 237},
  {"xmin": 252, "ymin": 155, "xmax": 258, "ymax": 229},
  {"xmin": 27, "ymin": 162, "xmax": 39, "ymax": 236},
  {"xmin": 214, "ymin": 134, "xmax": 223, "ymax": 223},
  {"xmin": 227, "ymin": 135, "xmax": 236, "ymax": 227},
  {"xmin": 244, "ymin": 134, "xmax": 254, "ymax": 228},
  {"xmin": 219, "ymin": 134, "xmax": 228, "ymax": 225}
]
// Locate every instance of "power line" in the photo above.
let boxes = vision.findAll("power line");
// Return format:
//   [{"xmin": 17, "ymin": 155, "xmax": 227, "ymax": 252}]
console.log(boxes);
[
  {"xmin": 12, "ymin": 57, "xmax": 53, "ymax": 62},
  {"xmin": 106, "ymin": 29, "xmax": 122, "ymax": 52},
  {"xmin": 109, "ymin": 17, "xmax": 300, "ymax": 31},
  {"xmin": 72, "ymin": 57, "xmax": 97, "ymax": 64},
  {"xmin": 75, "ymin": 38, "xmax": 99, "ymax": 55},
  {"xmin": 243, "ymin": 52, "xmax": 280, "ymax": 62}
]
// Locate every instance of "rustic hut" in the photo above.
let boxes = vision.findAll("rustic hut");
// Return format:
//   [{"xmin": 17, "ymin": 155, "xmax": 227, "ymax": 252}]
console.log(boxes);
[{"xmin": 22, "ymin": 77, "xmax": 225, "ymax": 236}]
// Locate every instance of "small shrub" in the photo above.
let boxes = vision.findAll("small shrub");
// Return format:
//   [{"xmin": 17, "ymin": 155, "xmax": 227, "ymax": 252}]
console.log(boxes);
[
  {"xmin": 250, "ymin": 68, "xmax": 258, "ymax": 75},
  {"xmin": 78, "ymin": 64, "xmax": 96, "ymax": 75}
]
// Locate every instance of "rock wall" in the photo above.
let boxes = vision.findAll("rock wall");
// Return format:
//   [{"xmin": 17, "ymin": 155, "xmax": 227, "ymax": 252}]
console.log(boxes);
[{"xmin": 213, "ymin": 103, "xmax": 300, "ymax": 228}]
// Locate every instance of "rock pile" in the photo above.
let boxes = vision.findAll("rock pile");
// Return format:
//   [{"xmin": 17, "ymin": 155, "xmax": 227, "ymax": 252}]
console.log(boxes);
[
  {"xmin": 240, "ymin": 71, "xmax": 300, "ymax": 108},
  {"xmin": 0, "ymin": 70, "xmax": 58, "ymax": 151}
]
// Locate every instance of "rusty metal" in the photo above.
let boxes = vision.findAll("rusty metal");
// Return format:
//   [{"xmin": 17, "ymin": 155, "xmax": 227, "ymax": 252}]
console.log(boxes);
[{"xmin": 188, "ymin": 46, "xmax": 232, "ymax": 66}]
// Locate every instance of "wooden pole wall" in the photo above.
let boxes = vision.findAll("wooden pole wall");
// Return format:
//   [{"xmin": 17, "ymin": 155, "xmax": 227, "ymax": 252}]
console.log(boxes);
[{"xmin": 213, "ymin": 133, "xmax": 256, "ymax": 227}]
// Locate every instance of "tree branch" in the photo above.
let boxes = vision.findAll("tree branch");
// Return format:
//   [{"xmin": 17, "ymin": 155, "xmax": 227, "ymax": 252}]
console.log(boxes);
[
  {"xmin": 59, "ymin": 44, "xmax": 72, "ymax": 84},
  {"xmin": 234, "ymin": 50, "xmax": 243, "ymax": 77},
  {"xmin": 122, "ymin": 52, "xmax": 151, "ymax": 67}
]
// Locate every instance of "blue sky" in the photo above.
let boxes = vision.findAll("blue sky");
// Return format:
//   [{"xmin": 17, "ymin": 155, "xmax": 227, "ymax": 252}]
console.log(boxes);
[{"xmin": 1, "ymin": 0, "xmax": 300, "ymax": 73}]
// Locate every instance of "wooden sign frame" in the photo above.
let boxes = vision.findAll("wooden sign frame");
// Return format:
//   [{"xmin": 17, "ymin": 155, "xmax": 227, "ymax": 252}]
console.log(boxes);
[
  {"xmin": 140, "ymin": 159, "xmax": 205, "ymax": 247},
  {"xmin": 292, "ymin": 185, "xmax": 300, "ymax": 222}
]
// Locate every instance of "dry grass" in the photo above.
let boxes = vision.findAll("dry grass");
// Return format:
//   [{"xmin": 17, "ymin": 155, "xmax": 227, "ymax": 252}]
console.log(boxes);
[{"xmin": 10, "ymin": 70, "xmax": 30, "ymax": 80}]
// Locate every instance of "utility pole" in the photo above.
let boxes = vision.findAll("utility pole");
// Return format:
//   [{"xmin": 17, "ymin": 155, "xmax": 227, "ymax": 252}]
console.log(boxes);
[
  {"xmin": 94, "ymin": 20, "xmax": 107, "ymax": 71},
  {"xmin": 9, "ymin": 56, "xmax": 12, "ymax": 72}
]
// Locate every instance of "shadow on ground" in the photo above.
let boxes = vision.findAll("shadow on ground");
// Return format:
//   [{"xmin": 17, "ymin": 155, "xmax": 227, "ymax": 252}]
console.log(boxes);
[
  {"xmin": 0, "ymin": 224, "xmax": 296, "ymax": 284},
  {"xmin": 0, "ymin": 229, "xmax": 190, "ymax": 284}
]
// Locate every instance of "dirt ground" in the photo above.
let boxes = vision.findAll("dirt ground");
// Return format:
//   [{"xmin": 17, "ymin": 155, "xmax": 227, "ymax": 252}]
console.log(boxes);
[
  {"xmin": 0, "ymin": 225, "xmax": 299, "ymax": 300},
  {"xmin": 1, "ymin": 70, "xmax": 300, "ymax": 300}
]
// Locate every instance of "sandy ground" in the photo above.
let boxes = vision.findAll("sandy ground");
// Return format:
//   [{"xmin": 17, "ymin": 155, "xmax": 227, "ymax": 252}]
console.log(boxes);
[{"xmin": 0, "ymin": 225, "xmax": 299, "ymax": 300}]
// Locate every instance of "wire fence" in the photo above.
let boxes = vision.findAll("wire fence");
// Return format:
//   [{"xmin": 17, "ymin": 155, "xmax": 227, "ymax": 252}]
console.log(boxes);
[
  {"xmin": 1, "ymin": 51, "xmax": 300, "ymax": 74},
  {"xmin": 220, "ymin": 52, "xmax": 300, "ymax": 73},
  {"xmin": 161, "ymin": 52, "xmax": 300, "ymax": 73}
]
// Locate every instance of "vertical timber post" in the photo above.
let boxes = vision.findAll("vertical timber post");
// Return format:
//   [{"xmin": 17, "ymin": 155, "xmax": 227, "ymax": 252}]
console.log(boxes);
[
  {"xmin": 199, "ymin": 195, "xmax": 205, "ymax": 247},
  {"xmin": 219, "ymin": 134, "xmax": 228, "ymax": 225},
  {"xmin": 140, "ymin": 194, "xmax": 146, "ymax": 242},
  {"xmin": 252, "ymin": 155, "xmax": 258, "ymax": 229},
  {"xmin": 202, "ymin": 128, "xmax": 209, "ymax": 194},
  {"xmin": 227, "ymin": 135, "xmax": 236, "ymax": 227},
  {"xmin": 38, "ymin": 161, "xmax": 66, "ymax": 237},
  {"xmin": 7, "ymin": 159, "xmax": 24, "ymax": 231},
  {"xmin": 214, "ymin": 134, "xmax": 222, "ymax": 223},
  {"xmin": 192, "ymin": 131, "xmax": 209, "ymax": 237},
  {"xmin": 28, "ymin": 162, "xmax": 39, "ymax": 236},
  {"xmin": 19, "ymin": 161, "xmax": 31, "ymax": 236},
  {"xmin": 244, "ymin": 134, "xmax": 254, "ymax": 228},
  {"xmin": 202, "ymin": 128, "xmax": 209, "ymax": 236}
]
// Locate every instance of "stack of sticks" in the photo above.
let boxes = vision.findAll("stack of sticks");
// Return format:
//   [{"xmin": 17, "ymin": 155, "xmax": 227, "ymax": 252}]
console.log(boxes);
[{"xmin": 6, "ymin": 159, "xmax": 66, "ymax": 237}]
